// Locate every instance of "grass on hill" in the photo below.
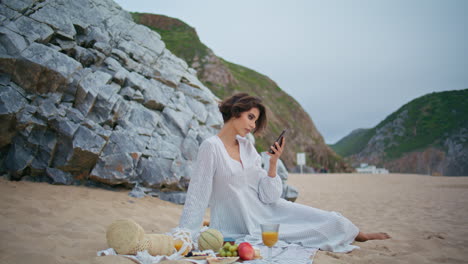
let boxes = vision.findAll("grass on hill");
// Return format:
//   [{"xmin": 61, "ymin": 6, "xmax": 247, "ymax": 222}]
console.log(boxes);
[{"xmin": 331, "ymin": 89, "xmax": 468, "ymax": 160}]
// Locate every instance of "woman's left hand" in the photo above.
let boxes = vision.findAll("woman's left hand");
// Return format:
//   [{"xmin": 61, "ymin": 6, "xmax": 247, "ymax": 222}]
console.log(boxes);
[{"xmin": 266, "ymin": 137, "xmax": 286, "ymax": 162}]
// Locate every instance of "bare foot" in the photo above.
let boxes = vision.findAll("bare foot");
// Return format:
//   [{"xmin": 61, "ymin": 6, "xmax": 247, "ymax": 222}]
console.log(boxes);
[{"xmin": 355, "ymin": 232, "xmax": 391, "ymax": 242}]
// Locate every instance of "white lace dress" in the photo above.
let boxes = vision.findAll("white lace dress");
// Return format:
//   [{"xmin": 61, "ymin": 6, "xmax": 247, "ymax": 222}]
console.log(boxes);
[{"xmin": 178, "ymin": 135, "xmax": 359, "ymax": 252}]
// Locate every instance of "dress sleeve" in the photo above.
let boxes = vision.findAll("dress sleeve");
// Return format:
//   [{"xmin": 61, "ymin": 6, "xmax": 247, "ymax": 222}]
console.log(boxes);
[
  {"xmin": 255, "ymin": 151, "xmax": 283, "ymax": 204},
  {"xmin": 178, "ymin": 140, "xmax": 216, "ymax": 238}
]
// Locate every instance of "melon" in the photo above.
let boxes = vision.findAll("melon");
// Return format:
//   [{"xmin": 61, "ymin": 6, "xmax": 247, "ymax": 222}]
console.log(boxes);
[
  {"xmin": 198, "ymin": 229, "xmax": 224, "ymax": 251},
  {"xmin": 146, "ymin": 234, "xmax": 175, "ymax": 256},
  {"xmin": 106, "ymin": 219, "xmax": 145, "ymax": 255}
]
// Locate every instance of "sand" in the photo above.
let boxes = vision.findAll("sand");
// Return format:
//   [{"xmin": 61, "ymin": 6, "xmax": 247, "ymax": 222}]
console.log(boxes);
[{"xmin": 0, "ymin": 173, "xmax": 467, "ymax": 264}]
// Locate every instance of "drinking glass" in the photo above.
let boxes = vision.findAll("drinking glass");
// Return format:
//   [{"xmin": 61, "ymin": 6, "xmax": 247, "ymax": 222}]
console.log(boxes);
[{"xmin": 260, "ymin": 223, "xmax": 280, "ymax": 263}]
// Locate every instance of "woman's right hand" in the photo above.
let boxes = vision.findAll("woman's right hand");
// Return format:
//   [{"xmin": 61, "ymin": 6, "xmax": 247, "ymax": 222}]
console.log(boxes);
[{"xmin": 266, "ymin": 137, "xmax": 286, "ymax": 163}]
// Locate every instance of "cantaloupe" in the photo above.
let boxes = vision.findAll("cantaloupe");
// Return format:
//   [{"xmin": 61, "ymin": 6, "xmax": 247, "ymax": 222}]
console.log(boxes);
[
  {"xmin": 106, "ymin": 219, "xmax": 145, "ymax": 255},
  {"xmin": 146, "ymin": 234, "xmax": 175, "ymax": 256},
  {"xmin": 198, "ymin": 229, "xmax": 224, "ymax": 251}
]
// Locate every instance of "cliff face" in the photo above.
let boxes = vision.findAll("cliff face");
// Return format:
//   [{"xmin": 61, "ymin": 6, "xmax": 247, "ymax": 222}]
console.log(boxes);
[
  {"xmin": 331, "ymin": 90, "xmax": 468, "ymax": 176},
  {"xmin": 132, "ymin": 13, "xmax": 352, "ymax": 172},
  {"xmin": 0, "ymin": 0, "xmax": 300, "ymax": 203},
  {"xmin": 0, "ymin": 0, "xmax": 224, "ymax": 196}
]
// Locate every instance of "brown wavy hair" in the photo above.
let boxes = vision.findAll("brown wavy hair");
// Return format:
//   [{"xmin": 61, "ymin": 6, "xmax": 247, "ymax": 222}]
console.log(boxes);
[{"xmin": 218, "ymin": 93, "xmax": 267, "ymax": 135}]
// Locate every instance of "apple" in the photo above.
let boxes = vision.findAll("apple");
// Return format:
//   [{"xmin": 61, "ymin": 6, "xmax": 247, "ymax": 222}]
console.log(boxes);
[
  {"xmin": 238, "ymin": 242, "xmax": 252, "ymax": 251},
  {"xmin": 238, "ymin": 242, "xmax": 254, "ymax": 260}
]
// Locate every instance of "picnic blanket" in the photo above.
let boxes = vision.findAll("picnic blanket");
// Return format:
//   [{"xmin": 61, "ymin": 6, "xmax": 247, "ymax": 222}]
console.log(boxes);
[{"xmin": 98, "ymin": 235, "xmax": 317, "ymax": 264}]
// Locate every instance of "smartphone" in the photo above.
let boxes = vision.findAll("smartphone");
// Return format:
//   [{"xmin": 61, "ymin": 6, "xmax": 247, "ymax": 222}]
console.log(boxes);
[{"xmin": 268, "ymin": 129, "xmax": 287, "ymax": 154}]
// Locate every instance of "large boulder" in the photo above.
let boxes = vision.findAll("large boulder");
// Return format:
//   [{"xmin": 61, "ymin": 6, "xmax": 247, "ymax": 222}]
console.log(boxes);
[{"xmin": 0, "ymin": 0, "xmax": 221, "ymax": 197}]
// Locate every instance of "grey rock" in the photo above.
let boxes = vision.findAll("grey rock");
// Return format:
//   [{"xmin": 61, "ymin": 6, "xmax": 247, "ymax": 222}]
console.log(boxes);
[
  {"xmin": 15, "ymin": 104, "xmax": 47, "ymax": 130},
  {"xmin": 171, "ymin": 157, "xmax": 192, "ymax": 189},
  {"xmin": 46, "ymin": 167, "xmax": 73, "ymax": 185},
  {"xmin": 167, "ymin": 91, "xmax": 193, "ymax": 114},
  {"xmin": 20, "ymin": 43, "xmax": 82, "ymax": 93},
  {"xmin": 0, "ymin": 84, "xmax": 27, "ymax": 115},
  {"xmin": 35, "ymin": 97, "xmax": 60, "ymax": 119},
  {"xmin": 120, "ymin": 24, "xmax": 164, "ymax": 56},
  {"xmin": 90, "ymin": 152, "xmax": 139, "ymax": 185},
  {"xmin": 27, "ymin": 126, "xmax": 56, "ymax": 152},
  {"xmin": 54, "ymin": 39, "xmax": 76, "ymax": 51},
  {"xmin": 104, "ymin": 57, "xmax": 124, "ymax": 74},
  {"xmin": 133, "ymin": 90, "xmax": 144, "ymax": 102},
  {"xmin": 142, "ymin": 79, "xmax": 173, "ymax": 111},
  {"xmin": 2, "ymin": 0, "xmax": 35, "ymax": 13},
  {"xmin": 181, "ymin": 129, "xmax": 199, "ymax": 161},
  {"xmin": 112, "ymin": 69, "xmax": 129, "ymax": 86},
  {"xmin": 30, "ymin": 3, "xmax": 76, "ymax": 39},
  {"xmin": 153, "ymin": 50, "xmax": 193, "ymax": 88},
  {"xmin": 118, "ymin": 102, "xmax": 160, "ymax": 135},
  {"xmin": 86, "ymin": 85, "xmax": 120, "ymax": 124},
  {"xmin": 73, "ymin": 125, "xmax": 106, "ymax": 154},
  {"xmin": 129, "ymin": 184, "xmax": 159, "ymax": 198},
  {"xmin": 282, "ymin": 184, "xmax": 299, "ymax": 202},
  {"xmin": 101, "ymin": 130, "xmax": 148, "ymax": 156},
  {"xmin": 186, "ymin": 96, "xmax": 208, "ymax": 123},
  {"xmin": 5, "ymin": 135, "xmax": 35, "ymax": 174},
  {"xmin": 82, "ymin": 119, "xmax": 112, "ymax": 140},
  {"xmin": 66, "ymin": 107, "xmax": 85, "ymax": 123},
  {"xmin": 138, "ymin": 156, "xmax": 181, "ymax": 189},
  {"xmin": 0, "ymin": 26, "xmax": 28, "ymax": 56},
  {"xmin": 50, "ymin": 135, "xmax": 73, "ymax": 169},
  {"xmin": 49, "ymin": 116, "xmax": 79, "ymax": 138},
  {"xmin": 0, "ymin": 0, "xmax": 255, "ymax": 203},
  {"xmin": 178, "ymin": 82, "xmax": 214, "ymax": 104},
  {"xmin": 204, "ymin": 103, "xmax": 224, "ymax": 129},
  {"xmin": 70, "ymin": 45, "xmax": 97, "ymax": 67},
  {"xmin": 163, "ymin": 107, "xmax": 193, "ymax": 136},
  {"xmin": 159, "ymin": 191, "xmax": 187, "ymax": 205},
  {"xmin": 75, "ymin": 69, "xmax": 112, "ymax": 116},
  {"xmin": 60, "ymin": 125, "xmax": 106, "ymax": 173},
  {"xmin": 0, "ymin": 4, "xmax": 22, "ymax": 21},
  {"xmin": 7, "ymin": 15, "xmax": 54, "ymax": 43},
  {"xmin": 119, "ymin": 86, "xmax": 135, "ymax": 100},
  {"xmin": 79, "ymin": 70, "xmax": 113, "ymax": 91},
  {"xmin": 117, "ymin": 39, "xmax": 153, "ymax": 65}
]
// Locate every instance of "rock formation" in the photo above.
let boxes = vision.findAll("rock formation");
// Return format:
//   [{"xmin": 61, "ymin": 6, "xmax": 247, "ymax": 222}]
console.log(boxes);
[{"xmin": 0, "ymin": 0, "xmax": 298, "ymax": 202}]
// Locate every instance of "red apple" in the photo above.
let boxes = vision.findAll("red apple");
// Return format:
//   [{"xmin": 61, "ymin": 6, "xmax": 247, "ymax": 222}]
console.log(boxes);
[
  {"xmin": 238, "ymin": 242, "xmax": 252, "ymax": 250},
  {"xmin": 238, "ymin": 242, "xmax": 254, "ymax": 260}
]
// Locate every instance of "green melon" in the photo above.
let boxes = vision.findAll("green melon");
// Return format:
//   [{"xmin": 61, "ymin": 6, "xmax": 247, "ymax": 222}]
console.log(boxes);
[{"xmin": 198, "ymin": 229, "xmax": 224, "ymax": 251}]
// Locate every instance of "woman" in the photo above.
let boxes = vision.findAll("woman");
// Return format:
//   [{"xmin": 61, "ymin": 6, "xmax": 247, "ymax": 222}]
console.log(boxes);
[{"xmin": 178, "ymin": 93, "xmax": 390, "ymax": 252}]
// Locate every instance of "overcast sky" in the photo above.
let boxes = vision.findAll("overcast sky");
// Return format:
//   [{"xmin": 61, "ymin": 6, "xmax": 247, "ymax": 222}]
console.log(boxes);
[{"xmin": 114, "ymin": 0, "xmax": 468, "ymax": 144}]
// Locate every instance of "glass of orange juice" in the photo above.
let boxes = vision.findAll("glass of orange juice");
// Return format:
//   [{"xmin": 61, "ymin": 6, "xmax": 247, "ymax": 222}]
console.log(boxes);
[
  {"xmin": 174, "ymin": 239, "xmax": 183, "ymax": 251},
  {"xmin": 261, "ymin": 223, "xmax": 280, "ymax": 263}
]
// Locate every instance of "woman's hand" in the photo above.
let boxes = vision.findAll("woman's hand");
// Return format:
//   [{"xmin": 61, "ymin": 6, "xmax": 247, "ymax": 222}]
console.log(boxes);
[
  {"xmin": 266, "ymin": 137, "xmax": 286, "ymax": 163},
  {"xmin": 266, "ymin": 137, "xmax": 285, "ymax": 177}
]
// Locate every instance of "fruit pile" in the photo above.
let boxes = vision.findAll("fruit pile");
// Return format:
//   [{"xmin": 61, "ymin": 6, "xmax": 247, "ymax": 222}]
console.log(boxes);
[
  {"xmin": 219, "ymin": 242, "xmax": 238, "ymax": 257},
  {"xmin": 218, "ymin": 242, "xmax": 258, "ymax": 260}
]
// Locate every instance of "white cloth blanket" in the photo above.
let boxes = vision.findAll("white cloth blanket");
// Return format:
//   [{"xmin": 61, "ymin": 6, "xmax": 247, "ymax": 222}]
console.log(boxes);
[
  {"xmin": 238, "ymin": 236, "xmax": 317, "ymax": 264},
  {"xmin": 97, "ymin": 238, "xmax": 317, "ymax": 264}
]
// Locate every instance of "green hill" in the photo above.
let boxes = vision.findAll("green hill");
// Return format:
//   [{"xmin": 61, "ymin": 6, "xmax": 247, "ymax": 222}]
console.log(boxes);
[
  {"xmin": 131, "ymin": 13, "xmax": 352, "ymax": 172},
  {"xmin": 331, "ymin": 89, "xmax": 468, "ymax": 176},
  {"xmin": 331, "ymin": 128, "xmax": 374, "ymax": 157}
]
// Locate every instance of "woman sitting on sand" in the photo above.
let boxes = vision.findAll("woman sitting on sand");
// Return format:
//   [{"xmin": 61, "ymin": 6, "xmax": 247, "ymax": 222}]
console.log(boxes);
[{"xmin": 178, "ymin": 93, "xmax": 390, "ymax": 252}]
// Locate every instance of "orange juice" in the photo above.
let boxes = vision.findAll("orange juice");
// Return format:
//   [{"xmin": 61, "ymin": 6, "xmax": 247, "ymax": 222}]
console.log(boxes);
[
  {"xmin": 174, "ymin": 239, "xmax": 183, "ymax": 251},
  {"xmin": 262, "ymin": 231, "xmax": 279, "ymax": 247}
]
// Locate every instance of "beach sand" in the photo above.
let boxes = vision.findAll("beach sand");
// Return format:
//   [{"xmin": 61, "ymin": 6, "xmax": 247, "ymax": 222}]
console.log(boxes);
[{"xmin": 0, "ymin": 173, "xmax": 467, "ymax": 264}]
